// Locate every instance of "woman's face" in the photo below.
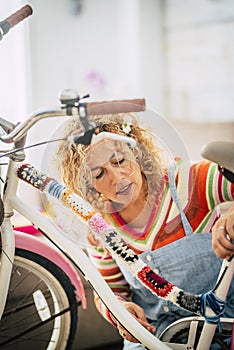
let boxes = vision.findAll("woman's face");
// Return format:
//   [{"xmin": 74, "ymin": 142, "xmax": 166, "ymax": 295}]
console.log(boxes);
[{"xmin": 85, "ymin": 139, "xmax": 144, "ymax": 207}]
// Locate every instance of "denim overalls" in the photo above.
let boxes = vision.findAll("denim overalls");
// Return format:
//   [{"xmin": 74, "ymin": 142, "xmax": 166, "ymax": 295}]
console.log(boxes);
[{"xmin": 118, "ymin": 164, "xmax": 234, "ymax": 350}]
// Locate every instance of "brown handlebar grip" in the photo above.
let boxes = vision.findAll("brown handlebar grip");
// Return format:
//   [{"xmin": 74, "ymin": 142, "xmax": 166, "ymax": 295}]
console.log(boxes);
[
  {"xmin": 6, "ymin": 5, "xmax": 33, "ymax": 29},
  {"xmin": 85, "ymin": 98, "xmax": 146, "ymax": 115}
]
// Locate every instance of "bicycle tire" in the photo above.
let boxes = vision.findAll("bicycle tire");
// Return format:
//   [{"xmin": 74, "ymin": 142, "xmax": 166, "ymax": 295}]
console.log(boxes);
[
  {"xmin": 169, "ymin": 326, "xmax": 231, "ymax": 349},
  {"xmin": 0, "ymin": 248, "xmax": 79, "ymax": 350}
]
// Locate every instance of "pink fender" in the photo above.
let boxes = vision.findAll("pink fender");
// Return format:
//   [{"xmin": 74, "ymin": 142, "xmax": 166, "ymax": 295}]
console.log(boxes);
[{"xmin": 14, "ymin": 228, "xmax": 87, "ymax": 308}]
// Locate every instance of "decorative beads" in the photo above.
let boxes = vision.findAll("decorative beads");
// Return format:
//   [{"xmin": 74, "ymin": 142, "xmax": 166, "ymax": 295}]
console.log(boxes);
[
  {"xmin": 88, "ymin": 213, "xmax": 114, "ymax": 235},
  {"xmin": 62, "ymin": 190, "xmax": 95, "ymax": 221},
  {"xmin": 48, "ymin": 180, "xmax": 66, "ymax": 199},
  {"xmin": 138, "ymin": 266, "xmax": 174, "ymax": 298},
  {"xmin": 104, "ymin": 231, "xmax": 138, "ymax": 263},
  {"xmin": 177, "ymin": 290, "xmax": 201, "ymax": 313},
  {"xmin": 17, "ymin": 164, "xmax": 53, "ymax": 191}
]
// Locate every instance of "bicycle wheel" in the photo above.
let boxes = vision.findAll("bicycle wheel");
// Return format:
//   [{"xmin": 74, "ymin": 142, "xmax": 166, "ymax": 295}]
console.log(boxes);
[
  {"xmin": 160, "ymin": 318, "xmax": 232, "ymax": 350},
  {"xmin": 0, "ymin": 248, "xmax": 79, "ymax": 350}
]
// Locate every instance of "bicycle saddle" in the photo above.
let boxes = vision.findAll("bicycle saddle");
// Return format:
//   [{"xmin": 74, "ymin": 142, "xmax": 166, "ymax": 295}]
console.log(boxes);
[
  {"xmin": 201, "ymin": 141, "xmax": 234, "ymax": 172},
  {"xmin": 201, "ymin": 141, "xmax": 234, "ymax": 183}
]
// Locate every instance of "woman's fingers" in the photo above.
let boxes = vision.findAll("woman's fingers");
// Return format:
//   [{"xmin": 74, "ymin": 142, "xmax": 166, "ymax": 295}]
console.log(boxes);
[
  {"xmin": 212, "ymin": 224, "xmax": 234, "ymax": 259},
  {"xmin": 116, "ymin": 301, "xmax": 156, "ymax": 343}
]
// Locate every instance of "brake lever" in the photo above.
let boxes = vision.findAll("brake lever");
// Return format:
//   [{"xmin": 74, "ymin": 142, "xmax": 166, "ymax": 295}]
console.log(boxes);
[{"xmin": 59, "ymin": 89, "xmax": 94, "ymax": 132}]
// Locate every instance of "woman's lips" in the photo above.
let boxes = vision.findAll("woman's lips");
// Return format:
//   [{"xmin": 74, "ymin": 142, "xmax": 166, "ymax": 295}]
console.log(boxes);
[{"xmin": 116, "ymin": 183, "xmax": 132, "ymax": 195}]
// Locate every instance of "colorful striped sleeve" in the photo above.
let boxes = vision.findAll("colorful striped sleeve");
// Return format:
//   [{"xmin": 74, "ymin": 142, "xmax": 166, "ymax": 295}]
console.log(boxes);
[
  {"xmin": 191, "ymin": 161, "xmax": 234, "ymax": 210},
  {"xmin": 86, "ymin": 232, "xmax": 131, "ymax": 325}
]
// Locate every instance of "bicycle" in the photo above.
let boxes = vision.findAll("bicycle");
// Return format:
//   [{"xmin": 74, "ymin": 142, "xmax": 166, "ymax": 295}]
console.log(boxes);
[
  {"xmin": 0, "ymin": 5, "xmax": 233, "ymax": 350},
  {"xmin": 0, "ymin": 85, "xmax": 233, "ymax": 350}
]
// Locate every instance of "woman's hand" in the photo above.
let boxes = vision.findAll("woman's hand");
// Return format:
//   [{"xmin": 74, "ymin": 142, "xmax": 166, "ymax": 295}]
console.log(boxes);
[
  {"xmin": 112, "ymin": 301, "xmax": 156, "ymax": 343},
  {"xmin": 212, "ymin": 203, "xmax": 234, "ymax": 259}
]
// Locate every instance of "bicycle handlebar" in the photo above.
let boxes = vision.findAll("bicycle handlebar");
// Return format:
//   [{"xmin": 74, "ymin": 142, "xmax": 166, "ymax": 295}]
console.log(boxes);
[
  {"xmin": 85, "ymin": 98, "xmax": 145, "ymax": 115},
  {"xmin": 0, "ymin": 98, "xmax": 146, "ymax": 143},
  {"xmin": 0, "ymin": 5, "xmax": 33, "ymax": 41}
]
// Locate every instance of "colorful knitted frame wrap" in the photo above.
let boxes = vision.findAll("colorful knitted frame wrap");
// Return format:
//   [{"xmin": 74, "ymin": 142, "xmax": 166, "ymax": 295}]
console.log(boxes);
[{"xmin": 17, "ymin": 163, "xmax": 202, "ymax": 314}]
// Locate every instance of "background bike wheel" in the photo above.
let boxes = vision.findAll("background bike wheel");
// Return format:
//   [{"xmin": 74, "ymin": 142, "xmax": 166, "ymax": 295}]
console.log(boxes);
[{"xmin": 0, "ymin": 248, "xmax": 79, "ymax": 350}]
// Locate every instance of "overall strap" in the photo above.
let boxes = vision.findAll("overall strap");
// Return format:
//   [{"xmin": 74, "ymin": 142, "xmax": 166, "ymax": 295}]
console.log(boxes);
[{"xmin": 168, "ymin": 162, "xmax": 193, "ymax": 236}]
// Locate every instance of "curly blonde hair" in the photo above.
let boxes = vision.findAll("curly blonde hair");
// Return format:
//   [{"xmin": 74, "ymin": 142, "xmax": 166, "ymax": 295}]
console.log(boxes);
[{"xmin": 56, "ymin": 113, "xmax": 164, "ymax": 212}]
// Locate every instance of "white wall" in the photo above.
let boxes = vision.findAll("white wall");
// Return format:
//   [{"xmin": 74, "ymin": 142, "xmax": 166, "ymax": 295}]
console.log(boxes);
[
  {"xmin": 28, "ymin": 0, "xmax": 164, "ymax": 111},
  {"xmin": 2, "ymin": 0, "xmax": 233, "ymax": 140},
  {"xmin": 164, "ymin": 0, "xmax": 234, "ymax": 122},
  {"xmin": 1, "ymin": 0, "xmax": 234, "ymax": 127}
]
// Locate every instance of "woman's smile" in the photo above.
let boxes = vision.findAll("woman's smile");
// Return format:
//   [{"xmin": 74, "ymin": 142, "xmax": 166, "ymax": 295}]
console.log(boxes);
[{"xmin": 116, "ymin": 182, "xmax": 132, "ymax": 195}]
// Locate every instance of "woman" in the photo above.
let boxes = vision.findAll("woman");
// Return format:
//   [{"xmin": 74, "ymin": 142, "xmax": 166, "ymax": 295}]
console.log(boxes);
[{"xmin": 56, "ymin": 112, "xmax": 234, "ymax": 348}]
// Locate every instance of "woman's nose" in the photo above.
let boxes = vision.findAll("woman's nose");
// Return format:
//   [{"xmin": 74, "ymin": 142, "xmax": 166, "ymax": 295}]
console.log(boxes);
[{"xmin": 108, "ymin": 166, "xmax": 125, "ymax": 184}]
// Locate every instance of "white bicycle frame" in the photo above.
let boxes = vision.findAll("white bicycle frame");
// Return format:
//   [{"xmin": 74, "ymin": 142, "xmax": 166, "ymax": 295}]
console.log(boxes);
[{"xmin": 0, "ymin": 105, "xmax": 233, "ymax": 350}]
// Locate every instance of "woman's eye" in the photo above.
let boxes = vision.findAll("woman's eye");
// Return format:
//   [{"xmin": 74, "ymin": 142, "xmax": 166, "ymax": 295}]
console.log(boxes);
[
  {"xmin": 112, "ymin": 157, "xmax": 125, "ymax": 165},
  {"xmin": 95, "ymin": 169, "xmax": 104, "ymax": 179}
]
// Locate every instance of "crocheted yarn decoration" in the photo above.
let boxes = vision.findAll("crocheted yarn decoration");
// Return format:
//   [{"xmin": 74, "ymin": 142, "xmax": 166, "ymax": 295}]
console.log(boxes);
[{"xmin": 17, "ymin": 163, "xmax": 224, "ymax": 320}]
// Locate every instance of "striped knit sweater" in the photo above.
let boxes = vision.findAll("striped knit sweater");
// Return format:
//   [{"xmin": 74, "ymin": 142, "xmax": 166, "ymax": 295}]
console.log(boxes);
[{"xmin": 86, "ymin": 160, "xmax": 234, "ymax": 325}]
